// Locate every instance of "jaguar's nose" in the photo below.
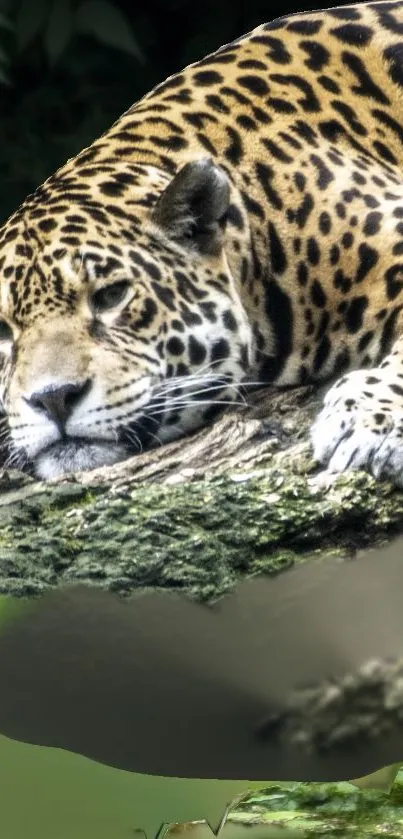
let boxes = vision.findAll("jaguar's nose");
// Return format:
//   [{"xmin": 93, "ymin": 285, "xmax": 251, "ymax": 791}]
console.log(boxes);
[{"xmin": 24, "ymin": 380, "xmax": 91, "ymax": 430}]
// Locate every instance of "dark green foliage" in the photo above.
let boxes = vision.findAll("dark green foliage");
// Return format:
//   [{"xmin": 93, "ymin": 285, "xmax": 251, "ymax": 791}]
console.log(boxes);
[{"xmin": 0, "ymin": 0, "xmax": 322, "ymax": 221}]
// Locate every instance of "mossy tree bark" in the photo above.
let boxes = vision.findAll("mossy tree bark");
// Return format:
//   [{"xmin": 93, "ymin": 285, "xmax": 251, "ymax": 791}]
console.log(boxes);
[
  {"xmin": 1, "ymin": 384, "xmax": 402, "ymax": 599},
  {"xmin": 2, "ymin": 385, "xmax": 403, "ymax": 794}
]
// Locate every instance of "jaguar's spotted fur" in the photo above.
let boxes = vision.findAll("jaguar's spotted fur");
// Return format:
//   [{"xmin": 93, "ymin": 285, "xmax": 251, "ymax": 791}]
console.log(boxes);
[{"xmin": 1, "ymin": 0, "xmax": 403, "ymax": 481}]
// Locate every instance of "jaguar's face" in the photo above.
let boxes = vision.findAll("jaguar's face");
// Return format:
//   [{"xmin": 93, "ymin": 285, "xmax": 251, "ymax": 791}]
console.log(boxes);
[{"xmin": 0, "ymin": 159, "xmax": 253, "ymax": 479}]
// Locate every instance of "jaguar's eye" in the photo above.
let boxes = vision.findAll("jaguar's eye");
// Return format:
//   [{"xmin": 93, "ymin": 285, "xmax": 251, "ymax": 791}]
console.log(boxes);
[
  {"xmin": 0, "ymin": 320, "xmax": 13, "ymax": 342},
  {"xmin": 91, "ymin": 280, "xmax": 131, "ymax": 314}
]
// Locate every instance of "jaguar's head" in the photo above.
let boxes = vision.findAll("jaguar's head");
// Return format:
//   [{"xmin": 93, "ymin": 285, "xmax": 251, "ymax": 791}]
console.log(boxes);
[{"xmin": 0, "ymin": 157, "xmax": 253, "ymax": 479}]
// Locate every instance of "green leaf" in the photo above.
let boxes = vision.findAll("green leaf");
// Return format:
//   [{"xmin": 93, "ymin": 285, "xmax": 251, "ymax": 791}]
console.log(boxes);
[
  {"xmin": 16, "ymin": 0, "xmax": 50, "ymax": 52},
  {"xmin": 75, "ymin": 0, "xmax": 144, "ymax": 62},
  {"xmin": 44, "ymin": 0, "xmax": 73, "ymax": 66},
  {"xmin": 0, "ymin": 10, "xmax": 13, "ymax": 30},
  {"xmin": 0, "ymin": 64, "xmax": 11, "ymax": 85}
]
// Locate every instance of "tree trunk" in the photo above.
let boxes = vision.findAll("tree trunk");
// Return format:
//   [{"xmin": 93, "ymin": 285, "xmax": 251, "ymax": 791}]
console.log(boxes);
[
  {"xmin": 2, "ymin": 383, "xmax": 403, "ymax": 820},
  {"xmin": 1, "ymin": 384, "xmax": 402, "ymax": 599}
]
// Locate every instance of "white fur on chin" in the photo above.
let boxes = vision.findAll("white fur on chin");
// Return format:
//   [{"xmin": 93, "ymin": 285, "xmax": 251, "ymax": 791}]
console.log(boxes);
[{"xmin": 34, "ymin": 440, "xmax": 129, "ymax": 479}]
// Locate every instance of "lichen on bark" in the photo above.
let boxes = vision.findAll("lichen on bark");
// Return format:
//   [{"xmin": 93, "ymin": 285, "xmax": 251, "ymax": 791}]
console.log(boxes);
[{"xmin": 0, "ymin": 384, "xmax": 402, "ymax": 598}]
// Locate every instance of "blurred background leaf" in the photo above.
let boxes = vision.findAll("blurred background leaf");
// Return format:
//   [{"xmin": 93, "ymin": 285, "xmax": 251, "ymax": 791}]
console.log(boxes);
[
  {"xmin": 45, "ymin": 0, "xmax": 73, "ymax": 65},
  {"xmin": 16, "ymin": 0, "xmax": 49, "ymax": 52},
  {"xmin": 0, "ymin": 6, "xmax": 12, "ymax": 84},
  {"xmin": 0, "ymin": 0, "xmax": 334, "ymax": 222},
  {"xmin": 75, "ymin": 0, "xmax": 144, "ymax": 61}
]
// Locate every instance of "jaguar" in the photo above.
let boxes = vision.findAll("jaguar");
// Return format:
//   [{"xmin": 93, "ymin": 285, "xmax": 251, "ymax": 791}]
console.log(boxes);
[{"xmin": 2, "ymin": 0, "xmax": 403, "ymax": 482}]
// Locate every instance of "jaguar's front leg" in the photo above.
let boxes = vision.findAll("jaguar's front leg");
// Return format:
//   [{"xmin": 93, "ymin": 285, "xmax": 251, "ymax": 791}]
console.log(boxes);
[{"xmin": 311, "ymin": 335, "xmax": 403, "ymax": 486}]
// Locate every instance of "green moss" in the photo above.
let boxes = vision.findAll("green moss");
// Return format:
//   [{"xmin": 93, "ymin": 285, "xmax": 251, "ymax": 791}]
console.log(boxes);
[
  {"xmin": 227, "ymin": 776, "xmax": 403, "ymax": 836},
  {"xmin": 1, "ymin": 463, "xmax": 402, "ymax": 599}
]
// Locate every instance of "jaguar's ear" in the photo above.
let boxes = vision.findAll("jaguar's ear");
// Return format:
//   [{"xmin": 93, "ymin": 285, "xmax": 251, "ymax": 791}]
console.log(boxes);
[{"xmin": 152, "ymin": 158, "xmax": 230, "ymax": 253}]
